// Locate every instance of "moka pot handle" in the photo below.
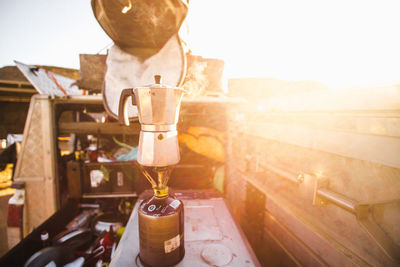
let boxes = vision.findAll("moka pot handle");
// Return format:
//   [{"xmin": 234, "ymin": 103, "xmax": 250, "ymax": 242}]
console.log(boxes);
[{"xmin": 118, "ymin": 88, "xmax": 136, "ymax": 126}]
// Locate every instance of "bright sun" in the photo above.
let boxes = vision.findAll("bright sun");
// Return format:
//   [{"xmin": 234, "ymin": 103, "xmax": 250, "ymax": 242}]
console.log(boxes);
[{"xmin": 185, "ymin": 0, "xmax": 400, "ymax": 89}]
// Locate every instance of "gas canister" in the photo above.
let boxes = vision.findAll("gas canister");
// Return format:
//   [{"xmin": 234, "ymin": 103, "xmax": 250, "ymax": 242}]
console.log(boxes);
[{"xmin": 138, "ymin": 192, "xmax": 184, "ymax": 266}]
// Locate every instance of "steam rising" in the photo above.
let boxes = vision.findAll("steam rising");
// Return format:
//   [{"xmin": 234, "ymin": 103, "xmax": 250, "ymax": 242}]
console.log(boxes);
[{"xmin": 182, "ymin": 59, "xmax": 208, "ymax": 97}]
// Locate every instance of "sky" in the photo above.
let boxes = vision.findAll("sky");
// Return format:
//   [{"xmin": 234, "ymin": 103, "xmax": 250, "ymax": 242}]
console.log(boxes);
[
  {"xmin": 0, "ymin": 0, "xmax": 111, "ymax": 69},
  {"xmin": 1, "ymin": 0, "xmax": 399, "ymax": 89}
]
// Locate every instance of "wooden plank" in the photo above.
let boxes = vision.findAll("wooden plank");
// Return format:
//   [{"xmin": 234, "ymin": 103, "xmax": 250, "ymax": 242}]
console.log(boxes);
[
  {"xmin": 255, "ymin": 85, "xmax": 400, "ymax": 112},
  {"xmin": 242, "ymin": 122, "xmax": 400, "ymax": 169},
  {"xmin": 243, "ymin": 112, "xmax": 400, "ymax": 138},
  {"xmin": 0, "ymin": 87, "xmax": 36, "ymax": 93},
  {"xmin": 0, "ymin": 96, "xmax": 31, "ymax": 103},
  {"xmin": 58, "ymin": 122, "xmax": 140, "ymax": 135},
  {"xmin": 232, "ymin": 166, "xmax": 395, "ymax": 266},
  {"xmin": 0, "ymin": 79, "xmax": 32, "ymax": 87}
]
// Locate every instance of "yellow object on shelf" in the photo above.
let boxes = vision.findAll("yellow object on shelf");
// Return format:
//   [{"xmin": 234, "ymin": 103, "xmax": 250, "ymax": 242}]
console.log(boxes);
[
  {"xmin": 179, "ymin": 126, "xmax": 225, "ymax": 162},
  {"xmin": 0, "ymin": 164, "xmax": 13, "ymax": 185},
  {"xmin": 0, "ymin": 164, "xmax": 15, "ymax": 196}
]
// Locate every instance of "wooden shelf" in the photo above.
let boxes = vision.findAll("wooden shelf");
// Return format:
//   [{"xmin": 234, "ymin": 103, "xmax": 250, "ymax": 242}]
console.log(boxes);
[{"xmin": 58, "ymin": 122, "xmax": 140, "ymax": 135}]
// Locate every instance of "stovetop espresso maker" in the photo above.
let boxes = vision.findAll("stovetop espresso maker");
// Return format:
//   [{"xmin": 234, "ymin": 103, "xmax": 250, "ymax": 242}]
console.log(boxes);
[{"xmin": 119, "ymin": 75, "xmax": 185, "ymax": 266}]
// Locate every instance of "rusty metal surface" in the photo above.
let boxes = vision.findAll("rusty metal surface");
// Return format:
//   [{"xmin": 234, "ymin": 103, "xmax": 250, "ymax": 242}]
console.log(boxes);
[{"xmin": 111, "ymin": 192, "xmax": 260, "ymax": 267}]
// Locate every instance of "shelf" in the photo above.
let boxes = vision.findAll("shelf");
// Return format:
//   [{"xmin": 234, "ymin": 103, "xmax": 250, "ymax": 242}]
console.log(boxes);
[
  {"xmin": 82, "ymin": 193, "xmax": 137, "ymax": 199},
  {"xmin": 58, "ymin": 122, "xmax": 140, "ymax": 135}
]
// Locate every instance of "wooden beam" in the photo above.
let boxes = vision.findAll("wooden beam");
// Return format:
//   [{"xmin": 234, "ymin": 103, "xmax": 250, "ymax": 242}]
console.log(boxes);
[
  {"xmin": 0, "ymin": 87, "xmax": 36, "ymax": 93},
  {"xmin": 0, "ymin": 96, "xmax": 32, "ymax": 102},
  {"xmin": 58, "ymin": 122, "xmax": 140, "ymax": 135},
  {"xmin": 0, "ymin": 79, "xmax": 32, "ymax": 87},
  {"xmin": 242, "ymin": 122, "xmax": 400, "ymax": 169}
]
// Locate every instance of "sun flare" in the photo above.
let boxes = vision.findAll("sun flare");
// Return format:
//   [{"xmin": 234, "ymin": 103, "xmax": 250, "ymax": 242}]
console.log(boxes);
[{"xmin": 186, "ymin": 0, "xmax": 400, "ymax": 90}]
